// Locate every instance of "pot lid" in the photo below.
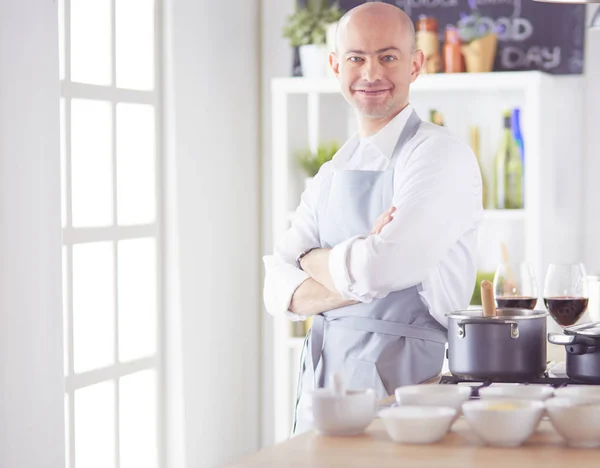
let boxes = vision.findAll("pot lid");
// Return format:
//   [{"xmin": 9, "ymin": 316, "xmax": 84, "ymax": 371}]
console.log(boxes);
[
  {"xmin": 564, "ymin": 321, "xmax": 600, "ymax": 337},
  {"xmin": 447, "ymin": 308, "xmax": 548, "ymax": 320}
]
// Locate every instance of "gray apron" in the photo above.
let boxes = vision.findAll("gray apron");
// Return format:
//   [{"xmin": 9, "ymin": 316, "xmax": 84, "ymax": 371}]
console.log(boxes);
[{"xmin": 292, "ymin": 111, "xmax": 447, "ymax": 434}]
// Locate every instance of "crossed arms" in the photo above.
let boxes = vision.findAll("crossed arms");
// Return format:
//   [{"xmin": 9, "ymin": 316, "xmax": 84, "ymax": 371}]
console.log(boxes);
[{"xmin": 290, "ymin": 208, "xmax": 395, "ymax": 316}]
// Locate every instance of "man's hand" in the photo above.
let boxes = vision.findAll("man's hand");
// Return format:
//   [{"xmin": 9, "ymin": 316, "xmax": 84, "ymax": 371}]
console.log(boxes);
[
  {"xmin": 290, "ymin": 278, "xmax": 358, "ymax": 316},
  {"xmin": 370, "ymin": 206, "xmax": 395, "ymax": 235},
  {"xmin": 300, "ymin": 248, "xmax": 336, "ymax": 293}
]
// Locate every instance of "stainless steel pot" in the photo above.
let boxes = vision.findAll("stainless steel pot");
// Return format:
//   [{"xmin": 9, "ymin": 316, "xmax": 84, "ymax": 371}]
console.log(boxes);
[
  {"xmin": 446, "ymin": 308, "xmax": 549, "ymax": 380},
  {"xmin": 548, "ymin": 322, "xmax": 600, "ymax": 384}
]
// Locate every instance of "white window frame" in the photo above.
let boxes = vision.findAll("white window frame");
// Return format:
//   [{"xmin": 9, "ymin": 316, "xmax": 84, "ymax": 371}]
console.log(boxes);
[{"xmin": 60, "ymin": 1, "xmax": 165, "ymax": 467}]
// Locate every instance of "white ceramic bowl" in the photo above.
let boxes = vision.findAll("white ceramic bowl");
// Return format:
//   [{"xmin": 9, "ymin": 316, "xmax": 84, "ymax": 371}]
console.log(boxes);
[
  {"xmin": 462, "ymin": 399, "xmax": 544, "ymax": 447},
  {"xmin": 545, "ymin": 397, "xmax": 600, "ymax": 448},
  {"xmin": 479, "ymin": 385, "xmax": 554, "ymax": 401},
  {"xmin": 378, "ymin": 406, "xmax": 456, "ymax": 444},
  {"xmin": 554, "ymin": 386, "xmax": 600, "ymax": 401},
  {"xmin": 394, "ymin": 384, "xmax": 472, "ymax": 411},
  {"xmin": 311, "ymin": 388, "xmax": 376, "ymax": 436}
]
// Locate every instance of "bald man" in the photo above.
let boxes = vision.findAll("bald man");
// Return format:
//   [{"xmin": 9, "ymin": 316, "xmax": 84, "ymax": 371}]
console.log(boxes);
[{"xmin": 263, "ymin": 2, "xmax": 483, "ymax": 434}]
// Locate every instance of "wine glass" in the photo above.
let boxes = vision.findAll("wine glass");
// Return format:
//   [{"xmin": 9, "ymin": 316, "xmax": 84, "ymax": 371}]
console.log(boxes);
[
  {"xmin": 493, "ymin": 261, "xmax": 538, "ymax": 309},
  {"xmin": 543, "ymin": 263, "xmax": 589, "ymax": 328}
]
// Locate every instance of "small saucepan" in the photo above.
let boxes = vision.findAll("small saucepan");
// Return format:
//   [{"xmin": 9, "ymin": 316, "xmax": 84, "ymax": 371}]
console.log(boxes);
[{"xmin": 548, "ymin": 322, "xmax": 600, "ymax": 384}]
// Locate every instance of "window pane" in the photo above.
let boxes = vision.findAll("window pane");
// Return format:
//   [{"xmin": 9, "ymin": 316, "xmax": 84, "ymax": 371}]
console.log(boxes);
[
  {"xmin": 116, "ymin": 0, "xmax": 155, "ymax": 90},
  {"xmin": 70, "ymin": 0, "xmax": 111, "ymax": 85},
  {"xmin": 59, "ymin": 0, "xmax": 65, "ymax": 81},
  {"xmin": 62, "ymin": 247, "xmax": 69, "ymax": 376},
  {"xmin": 75, "ymin": 382, "xmax": 115, "ymax": 468},
  {"xmin": 116, "ymin": 104, "xmax": 155, "ymax": 225},
  {"xmin": 118, "ymin": 238, "xmax": 156, "ymax": 361},
  {"xmin": 119, "ymin": 370, "xmax": 157, "ymax": 468},
  {"xmin": 60, "ymin": 98, "xmax": 67, "ymax": 229},
  {"xmin": 72, "ymin": 242, "xmax": 115, "ymax": 373},
  {"xmin": 71, "ymin": 99, "xmax": 113, "ymax": 227}
]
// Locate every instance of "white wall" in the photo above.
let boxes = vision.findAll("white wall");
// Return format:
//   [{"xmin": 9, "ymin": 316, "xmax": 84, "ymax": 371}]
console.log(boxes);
[
  {"xmin": 583, "ymin": 7, "xmax": 600, "ymax": 272},
  {"xmin": 163, "ymin": 0, "xmax": 261, "ymax": 466},
  {"xmin": 0, "ymin": 2, "xmax": 65, "ymax": 468}
]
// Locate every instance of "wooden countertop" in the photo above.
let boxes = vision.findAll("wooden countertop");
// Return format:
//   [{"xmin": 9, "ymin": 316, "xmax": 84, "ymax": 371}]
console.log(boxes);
[{"xmin": 228, "ymin": 418, "xmax": 599, "ymax": 467}]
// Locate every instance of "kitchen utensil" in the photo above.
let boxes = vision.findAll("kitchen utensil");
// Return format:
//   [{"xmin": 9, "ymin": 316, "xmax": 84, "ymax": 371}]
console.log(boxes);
[
  {"xmin": 462, "ymin": 399, "xmax": 544, "ymax": 447},
  {"xmin": 310, "ymin": 388, "xmax": 375, "ymax": 436},
  {"xmin": 543, "ymin": 263, "xmax": 589, "ymax": 328},
  {"xmin": 493, "ymin": 261, "xmax": 538, "ymax": 310},
  {"xmin": 478, "ymin": 385, "xmax": 554, "ymax": 401},
  {"xmin": 378, "ymin": 406, "xmax": 456, "ymax": 444},
  {"xmin": 446, "ymin": 308, "xmax": 548, "ymax": 380},
  {"xmin": 481, "ymin": 280, "xmax": 496, "ymax": 317},
  {"xmin": 545, "ymin": 397, "xmax": 600, "ymax": 448},
  {"xmin": 548, "ymin": 322, "xmax": 600, "ymax": 383}
]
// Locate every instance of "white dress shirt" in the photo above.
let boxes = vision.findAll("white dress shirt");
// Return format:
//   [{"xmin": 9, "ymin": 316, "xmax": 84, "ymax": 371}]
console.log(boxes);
[{"xmin": 263, "ymin": 104, "xmax": 483, "ymax": 327}]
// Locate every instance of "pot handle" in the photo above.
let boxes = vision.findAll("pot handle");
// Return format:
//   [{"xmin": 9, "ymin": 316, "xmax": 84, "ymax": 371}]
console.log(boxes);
[
  {"xmin": 548, "ymin": 332, "xmax": 598, "ymax": 355},
  {"xmin": 457, "ymin": 319, "xmax": 519, "ymax": 339}
]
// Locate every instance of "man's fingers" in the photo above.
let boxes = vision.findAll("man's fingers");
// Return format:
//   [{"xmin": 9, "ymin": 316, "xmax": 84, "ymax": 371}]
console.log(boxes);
[
  {"xmin": 370, "ymin": 206, "xmax": 396, "ymax": 235},
  {"xmin": 371, "ymin": 214, "xmax": 393, "ymax": 235}
]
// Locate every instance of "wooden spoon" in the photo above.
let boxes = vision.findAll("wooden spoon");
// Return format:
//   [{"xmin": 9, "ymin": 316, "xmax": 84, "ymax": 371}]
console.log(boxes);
[{"xmin": 481, "ymin": 280, "xmax": 496, "ymax": 317}]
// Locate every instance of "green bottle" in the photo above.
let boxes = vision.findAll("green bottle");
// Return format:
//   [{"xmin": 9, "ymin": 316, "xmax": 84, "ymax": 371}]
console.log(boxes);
[
  {"xmin": 494, "ymin": 112, "xmax": 509, "ymax": 209},
  {"xmin": 494, "ymin": 110, "xmax": 523, "ymax": 209}
]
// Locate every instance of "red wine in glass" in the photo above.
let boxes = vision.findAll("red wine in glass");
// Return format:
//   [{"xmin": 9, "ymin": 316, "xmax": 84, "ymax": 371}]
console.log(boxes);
[
  {"xmin": 543, "ymin": 296, "xmax": 589, "ymax": 327},
  {"xmin": 496, "ymin": 296, "xmax": 538, "ymax": 310}
]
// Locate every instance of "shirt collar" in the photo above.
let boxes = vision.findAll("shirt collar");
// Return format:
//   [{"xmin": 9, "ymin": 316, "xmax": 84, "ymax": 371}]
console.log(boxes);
[
  {"xmin": 330, "ymin": 104, "xmax": 414, "ymax": 169},
  {"xmin": 365, "ymin": 104, "xmax": 413, "ymax": 160}
]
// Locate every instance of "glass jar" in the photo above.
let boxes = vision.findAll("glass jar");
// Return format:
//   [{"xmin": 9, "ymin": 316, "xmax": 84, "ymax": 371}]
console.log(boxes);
[
  {"xmin": 415, "ymin": 15, "xmax": 441, "ymax": 74},
  {"xmin": 443, "ymin": 25, "xmax": 464, "ymax": 73}
]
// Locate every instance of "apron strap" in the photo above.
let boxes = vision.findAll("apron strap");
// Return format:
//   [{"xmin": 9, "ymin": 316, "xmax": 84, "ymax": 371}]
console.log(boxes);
[
  {"xmin": 310, "ymin": 314, "xmax": 326, "ymax": 383},
  {"xmin": 387, "ymin": 109, "xmax": 422, "ymax": 169},
  {"xmin": 328, "ymin": 316, "xmax": 447, "ymax": 343},
  {"xmin": 310, "ymin": 314, "xmax": 447, "ymax": 387}
]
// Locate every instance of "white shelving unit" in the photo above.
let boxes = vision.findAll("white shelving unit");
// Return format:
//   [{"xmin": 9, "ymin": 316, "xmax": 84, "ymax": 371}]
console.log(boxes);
[{"xmin": 269, "ymin": 71, "xmax": 584, "ymax": 443}]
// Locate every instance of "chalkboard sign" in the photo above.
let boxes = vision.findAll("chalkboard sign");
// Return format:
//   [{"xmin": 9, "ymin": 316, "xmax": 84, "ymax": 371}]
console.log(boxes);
[{"xmin": 295, "ymin": 0, "xmax": 586, "ymax": 75}]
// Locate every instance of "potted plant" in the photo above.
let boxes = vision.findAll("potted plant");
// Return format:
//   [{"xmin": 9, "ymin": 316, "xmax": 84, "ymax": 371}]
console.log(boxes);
[
  {"xmin": 296, "ymin": 140, "xmax": 340, "ymax": 189},
  {"xmin": 282, "ymin": 0, "xmax": 343, "ymax": 78},
  {"xmin": 457, "ymin": 4, "xmax": 498, "ymax": 73}
]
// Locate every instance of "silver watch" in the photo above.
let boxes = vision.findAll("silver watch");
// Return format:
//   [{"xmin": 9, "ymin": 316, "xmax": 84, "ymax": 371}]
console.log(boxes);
[{"xmin": 296, "ymin": 247, "xmax": 317, "ymax": 270}]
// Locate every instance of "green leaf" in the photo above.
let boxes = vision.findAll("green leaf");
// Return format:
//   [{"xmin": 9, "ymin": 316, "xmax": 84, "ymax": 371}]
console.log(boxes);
[
  {"xmin": 282, "ymin": 1, "xmax": 343, "ymax": 47},
  {"xmin": 295, "ymin": 140, "xmax": 341, "ymax": 177}
]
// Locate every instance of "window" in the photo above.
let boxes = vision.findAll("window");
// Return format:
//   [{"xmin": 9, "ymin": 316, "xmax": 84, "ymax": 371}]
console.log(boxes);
[{"xmin": 59, "ymin": 1, "xmax": 162, "ymax": 467}]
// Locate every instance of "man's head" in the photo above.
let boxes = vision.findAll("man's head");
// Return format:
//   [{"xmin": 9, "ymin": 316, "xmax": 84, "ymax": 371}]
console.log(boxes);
[{"xmin": 330, "ymin": 2, "xmax": 423, "ymax": 125}]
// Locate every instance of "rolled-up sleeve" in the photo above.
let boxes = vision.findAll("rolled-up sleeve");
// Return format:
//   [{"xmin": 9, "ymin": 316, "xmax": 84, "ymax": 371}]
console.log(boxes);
[
  {"xmin": 329, "ymin": 136, "xmax": 482, "ymax": 302},
  {"xmin": 263, "ymin": 162, "xmax": 334, "ymax": 320}
]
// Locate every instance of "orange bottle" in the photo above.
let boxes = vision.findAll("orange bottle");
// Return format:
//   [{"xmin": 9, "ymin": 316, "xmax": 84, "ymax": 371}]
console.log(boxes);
[{"xmin": 443, "ymin": 26, "xmax": 464, "ymax": 73}]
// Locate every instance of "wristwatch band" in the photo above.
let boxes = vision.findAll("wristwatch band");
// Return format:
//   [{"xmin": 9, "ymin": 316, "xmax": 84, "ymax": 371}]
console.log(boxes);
[{"xmin": 296, "ymin": 247, "xmax": 317, "ymax": 270}]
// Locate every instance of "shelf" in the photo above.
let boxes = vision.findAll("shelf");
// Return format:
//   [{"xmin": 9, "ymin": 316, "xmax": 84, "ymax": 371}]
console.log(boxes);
[
  {"xmin": 271, "ymin": 71, "xmax": 555, "ymax": 96},
  {"xmin": 269, "ymin": 69, "xmax": 585, "ymax": 444},
  {"xmin": 483, "ymin": 209, "xmax": 526, "ymax": 221}
]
